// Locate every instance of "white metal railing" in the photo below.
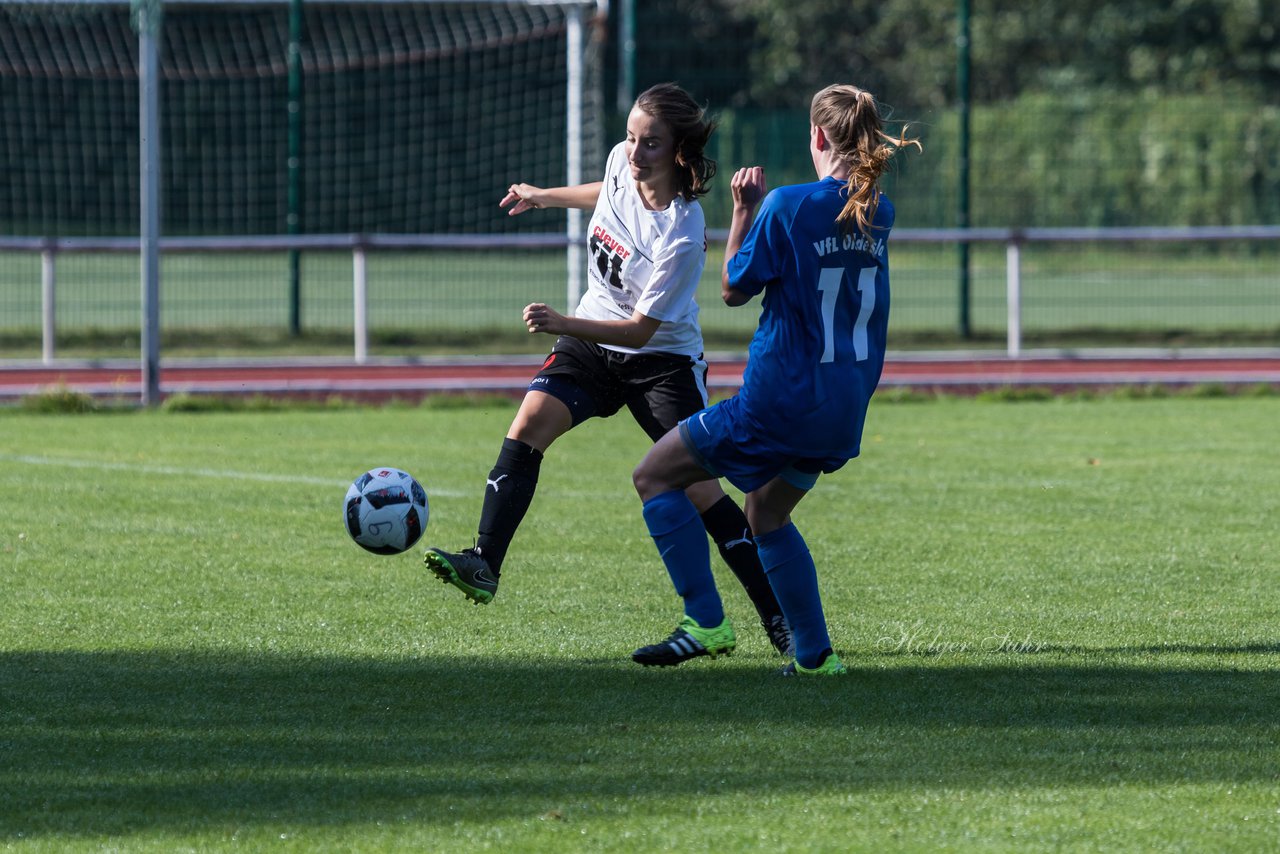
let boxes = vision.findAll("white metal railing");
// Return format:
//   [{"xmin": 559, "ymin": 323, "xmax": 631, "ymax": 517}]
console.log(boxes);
[
  {"xmin": 0, "ymin": 232, "xmax": 575, "ymax": 365},
  {"xmin": 2, "ymin": 225, "xmax": 1277, "ymax": 364},
  {"xmin": 882, "ymin": 226, "xmax": 1280, "ymax": 357}
]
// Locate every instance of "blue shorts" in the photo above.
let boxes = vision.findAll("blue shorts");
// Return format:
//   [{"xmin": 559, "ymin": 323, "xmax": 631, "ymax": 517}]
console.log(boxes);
[{"xmin": 677, "ymin": 396, "xmax": 848, "ymax": 494}]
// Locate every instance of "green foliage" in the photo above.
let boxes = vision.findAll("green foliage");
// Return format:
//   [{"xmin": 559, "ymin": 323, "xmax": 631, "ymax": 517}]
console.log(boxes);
[
  {"xmin": 1111, "ymin": 383, "xmax": 1173, "ymax": 400},
  {"xmin": 705, "ymin": 88, "xmax": 1280, "ymax": 228},
  {"xmin": 874, "ymin": 386, "xmax": 939, "ymax": 404},
  {"xmin": 972, "ymin": 92, "xmax": 1280, "ymax": 227},
  {"xmin": 2, "ymin": 399, "xmax": 1279, "ymax": 849},
  {"xmin": 1243, "ymin": 382, "xmax": 1277, "ymax": 397},
  {"xmin": 974, "ymin": 386, "xmax": 1055, "ymax": 403},
  {"xmin": 1187, "ymin": 381, "xmax": 1231, "ymax": 398},
  {"xmin": 631, "ymin": 1, "xmax": 1280, "ymax": 230},
  {"xmin": 632, "ymin": 0, "xmax": 1280, "ymax": 109},
  {"xmin": 160, "ymin": 393, "xmax": 274, "ymax": 413},
  {"xmin": 21, "ymin": 384, "xmax": 98, "ymax": 413}
]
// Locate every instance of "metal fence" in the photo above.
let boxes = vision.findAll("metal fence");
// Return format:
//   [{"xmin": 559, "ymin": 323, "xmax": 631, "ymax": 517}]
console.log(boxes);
[
  {"xmin": 3, "ymin": 1, "xmax": 1278, "ymax": 371},
  {"xmin": 4, "ymin": 225, "xmax": 1277, "ymax": 365}
]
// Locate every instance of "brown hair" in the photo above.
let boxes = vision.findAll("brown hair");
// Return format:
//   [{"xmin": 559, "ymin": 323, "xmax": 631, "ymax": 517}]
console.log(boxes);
[
  {"xmin": 634, "ymin": 83, "xmax": 718, "ymax": 202},
  {"xmin": 810, "ymin": 84, "xmax": 921, "ymax": 236}
]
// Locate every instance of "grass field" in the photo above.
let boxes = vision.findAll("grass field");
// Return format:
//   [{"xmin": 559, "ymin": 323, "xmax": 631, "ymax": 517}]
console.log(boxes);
[
  {"xmin": 2, "ymin": 242, "xmax": 1277, "ymax": 358},
  {"xmin": 2, "ymin": 395, "xmax": 1279, "ymax": 851}
]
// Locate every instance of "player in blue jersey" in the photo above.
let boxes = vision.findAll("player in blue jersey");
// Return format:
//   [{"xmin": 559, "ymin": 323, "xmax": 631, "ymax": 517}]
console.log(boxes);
[
  {"xmin": 422, "ymin": 83, "xmax": 793, "ymax": 658},
  {"xmin": 630, "ymin": 83, "xmax": 920, "ymax": 675}
]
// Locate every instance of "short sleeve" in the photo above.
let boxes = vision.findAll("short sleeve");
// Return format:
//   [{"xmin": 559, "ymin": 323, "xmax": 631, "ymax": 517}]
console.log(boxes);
[{"xmin": 634, "ymin": 236, "xmax": 703, "ymax": 321}]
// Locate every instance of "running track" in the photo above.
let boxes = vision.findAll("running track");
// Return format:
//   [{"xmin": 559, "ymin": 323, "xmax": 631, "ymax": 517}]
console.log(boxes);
[{"xmin": 4, "ymin": 350, "xmax": 1280, "ymax": 403}]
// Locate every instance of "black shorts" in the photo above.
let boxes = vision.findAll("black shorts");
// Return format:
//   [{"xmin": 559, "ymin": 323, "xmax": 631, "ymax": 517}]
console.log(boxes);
[{"xmin": 528, "ymin": 335, "xmax": 709, "ymax": 441}]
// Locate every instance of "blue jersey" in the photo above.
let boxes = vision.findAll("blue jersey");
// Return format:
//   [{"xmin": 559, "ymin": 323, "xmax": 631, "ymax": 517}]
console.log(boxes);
[{"xmin": 725, "ymin": 176, "xmax": 892, "ymax": 461}]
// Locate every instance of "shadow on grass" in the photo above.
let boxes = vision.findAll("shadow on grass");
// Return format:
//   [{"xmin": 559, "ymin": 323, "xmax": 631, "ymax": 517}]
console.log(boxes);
[
  {"xmin": 3, "ymin": 650, "xmax": 1278, "ymax": 838},
  {"xmin": 1017, "ymin": 642, "xmax": 1280, "ymax": 655}
]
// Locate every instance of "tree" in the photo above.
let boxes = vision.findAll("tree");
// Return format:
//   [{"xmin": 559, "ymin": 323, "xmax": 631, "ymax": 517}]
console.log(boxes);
[{"xmin": 625, "ymin": 0, "xmax": 1280, "ymax": 110}]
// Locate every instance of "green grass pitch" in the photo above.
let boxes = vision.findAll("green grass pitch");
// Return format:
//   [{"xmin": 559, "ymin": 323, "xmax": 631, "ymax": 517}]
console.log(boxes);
[{"xmin": 2, "ymin": 395, "xmax": 1278, "ymax": 851}]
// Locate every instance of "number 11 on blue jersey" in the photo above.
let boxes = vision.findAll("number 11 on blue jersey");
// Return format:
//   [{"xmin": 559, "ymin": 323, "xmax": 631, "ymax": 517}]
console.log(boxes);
[{"xmin": 817, "ymin": 265, "xmax": 877, "ymax": 363}]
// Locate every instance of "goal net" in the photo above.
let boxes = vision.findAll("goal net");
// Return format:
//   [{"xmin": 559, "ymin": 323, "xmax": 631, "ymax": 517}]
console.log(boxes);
[{"xmin": 0, "ymin": 0, "xmax": 606, "ymax": 238}]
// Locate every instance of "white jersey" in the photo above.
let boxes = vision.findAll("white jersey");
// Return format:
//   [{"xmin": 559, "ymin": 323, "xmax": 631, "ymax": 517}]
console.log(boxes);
[{"xmin": 575, "ymin": 141, "xmax": 707, "ymax": 357}]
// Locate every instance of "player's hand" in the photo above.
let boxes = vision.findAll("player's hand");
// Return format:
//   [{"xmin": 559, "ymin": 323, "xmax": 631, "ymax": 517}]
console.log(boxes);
[
  {"xmin": 523, "ymin": 302, "xmax": 565, "ymax": 335},
  {"xmin": 731, "ymin": 167, "xmax": 766, "ymax": 209},
  {"xmin": 500, "ymin": 184, "xmax": 544, "ymax": 216}
]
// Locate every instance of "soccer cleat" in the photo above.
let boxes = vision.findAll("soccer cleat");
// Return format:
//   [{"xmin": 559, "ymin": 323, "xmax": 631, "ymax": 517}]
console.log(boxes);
[
  {"xmin": 762, "ymin": 614, "xmax": 795, "ymax": 657},
  {"xmin": 632, "ymin": 615, "xmax": 736, "ymax": 667},
  {"xmin": 424, "ymin": 546, "xmax": 498, "ymax": 605},
  {"xmin": 778, "ymin": 651, "xmax": 848, "ymax": 677}
]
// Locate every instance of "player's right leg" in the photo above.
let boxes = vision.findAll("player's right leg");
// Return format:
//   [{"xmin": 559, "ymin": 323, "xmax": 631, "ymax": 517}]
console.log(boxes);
[
  {"xmin": 427, "ymin": 336, "xmax": 616, "ymax": 605},
  {"xmin": 424, "ymin": 389, "xmax": 573, "ymax": 604},
  {"xmin": 631, "ymin": 427, "xmax": 735, "ymax": 666},
  {"xmin": 423, "ymin": 546, "xmax": 499, "ymax": 605}
]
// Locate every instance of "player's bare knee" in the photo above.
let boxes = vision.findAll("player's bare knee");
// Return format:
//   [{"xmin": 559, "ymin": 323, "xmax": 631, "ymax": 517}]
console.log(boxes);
[
  {"xmin": 632, "ymin": 461, "xmax": 659, "ymax": 501},
  {"xmin": 744, "ymin": 495, "xmax": 786, "ymax": 536}
]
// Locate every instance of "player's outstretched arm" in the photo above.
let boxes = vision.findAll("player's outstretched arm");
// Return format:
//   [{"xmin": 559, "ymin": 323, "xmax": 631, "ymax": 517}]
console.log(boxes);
[{"xmin": 500, "ymin": 182, "xmax": 603, "ymax": 215}]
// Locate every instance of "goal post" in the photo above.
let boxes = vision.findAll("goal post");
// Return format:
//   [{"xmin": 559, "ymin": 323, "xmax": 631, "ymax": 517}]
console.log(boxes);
[
  {"xmin": 1, "ymin": 0, "xmax": 606, "ymax": 395},
  {"xmin": 2, "ymin": 0, "xmax": 605, "ymax": 235}
]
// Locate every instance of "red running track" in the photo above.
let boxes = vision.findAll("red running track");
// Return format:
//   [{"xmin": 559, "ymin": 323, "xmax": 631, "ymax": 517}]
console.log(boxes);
[{"xmin": 3, "ymin": 352, "xmax": 1280, "ymax": 402}]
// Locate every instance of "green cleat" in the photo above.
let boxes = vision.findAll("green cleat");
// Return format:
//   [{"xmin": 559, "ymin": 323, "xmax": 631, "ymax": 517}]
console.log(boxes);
[
  {"xmin": 424, "ymin": 546, "xmax": 498, "ymax": 605},
  {"xmin": 632, "ymin": 615, "xmax": 736, "ymax": 667},
  {"xmin": 778, "ymin": 652, "xmax": 848, "ymax": 677}
]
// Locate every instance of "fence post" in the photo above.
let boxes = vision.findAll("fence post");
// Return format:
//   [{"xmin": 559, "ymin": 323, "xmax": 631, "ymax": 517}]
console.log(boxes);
[
  {"xmin": 286, "ymin": 0, "xmax": 303, "ymax": 337},
  {"xmin": 565, "ymin": 3, "xmax": 585, "ymax": 313},
  {"xmin": 1006, "ymin": 235, "xmax": 1022, "ymax": 358},
  {"xmin": 955, "ymin": 0, "xmax": 972, "ymax": 339},
  {"xmin": 353, "ymin": 244, "xmax": 368, "ymax": 364},
  {"xmin": 134, "ymin": 0, "xmax": 163, "ymax": 406},
  {"xmin": 41, "ymin": 247, "xmax": 56, "ymax": 364}
]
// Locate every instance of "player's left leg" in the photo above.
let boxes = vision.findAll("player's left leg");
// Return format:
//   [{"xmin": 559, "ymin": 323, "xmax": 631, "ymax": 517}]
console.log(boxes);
[{"xmin": 631, "ymin": 427, "xmax": 735, "ymax": 666}]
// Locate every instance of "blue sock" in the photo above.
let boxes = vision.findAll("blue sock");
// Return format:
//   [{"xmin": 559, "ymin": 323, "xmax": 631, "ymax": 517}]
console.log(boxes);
[
  {"xmin": 756, "ymin": 523, "xmax": 831, "ymax": 669},
  {"xmin": 642, "ymin": 490, "xmax": 724, "ymax": 627}
]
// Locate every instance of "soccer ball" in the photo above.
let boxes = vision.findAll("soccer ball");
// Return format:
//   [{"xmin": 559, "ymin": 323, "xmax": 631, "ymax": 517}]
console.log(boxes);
[{"xmin": 343, "ymin": 467, "xmax": 429, "ymax": 555}]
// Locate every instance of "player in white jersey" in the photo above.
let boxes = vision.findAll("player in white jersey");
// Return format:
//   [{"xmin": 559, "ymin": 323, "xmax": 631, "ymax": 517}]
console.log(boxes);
[
  {"xmin": 424, "ymin": 83, "xmax": 793, "ymax": 657},
  {"xmin": 566, "ymin": 139, "xmax": 706, "ymax": 356}
]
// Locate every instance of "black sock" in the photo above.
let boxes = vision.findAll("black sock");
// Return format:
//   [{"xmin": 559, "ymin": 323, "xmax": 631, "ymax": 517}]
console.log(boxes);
[
  {"xmin": 699, "ymin": 494, "xmax": 784, "ymax": 622},
  {"xmin": 476, "ymin": 438, "xmax": 543, "ymax": 575}
]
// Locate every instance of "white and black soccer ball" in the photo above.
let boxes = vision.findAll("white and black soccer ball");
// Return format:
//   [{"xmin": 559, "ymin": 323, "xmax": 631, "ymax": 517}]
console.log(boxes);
[{"xmin": 343, "ymin": 467, "xmax": 429, "ymax": 555}]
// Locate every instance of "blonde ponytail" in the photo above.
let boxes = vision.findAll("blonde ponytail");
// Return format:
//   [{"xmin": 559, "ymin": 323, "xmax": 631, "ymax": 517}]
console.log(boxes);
[{"xmin": 810, "ymin": 85, "xmax": 921, "ymax": 236}]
